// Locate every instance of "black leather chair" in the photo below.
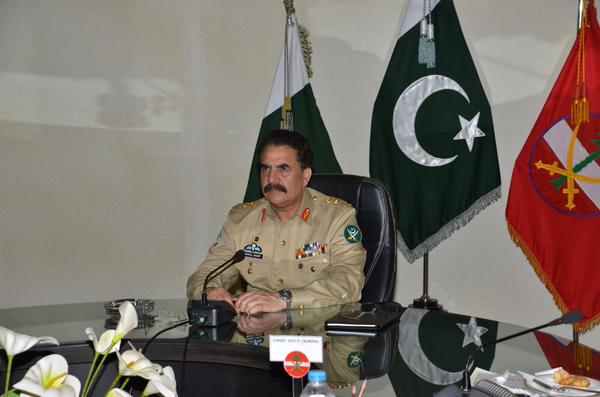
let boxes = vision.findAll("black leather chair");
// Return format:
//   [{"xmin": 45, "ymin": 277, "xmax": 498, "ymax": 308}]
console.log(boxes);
[{"xmin": 308, "ymin": 174, "xmax": 397, "ymax": 303}]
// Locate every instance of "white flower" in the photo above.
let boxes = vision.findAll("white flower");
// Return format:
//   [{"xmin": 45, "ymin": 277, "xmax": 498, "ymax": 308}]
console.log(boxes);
[
  {"xmin": 143, "ymin": 366, "xmax": 177, "ymax": 397},
  {"xmin": 107, "ymin": 388, "xmax": 133, "ymax": 397},
  {"xmin": 117, "ymin": 349, "xmax": 160, "ymax": 380},
  {"xmin": 85, "ymin": 300, "xmax": 137, "ymax": 355},
  {"xmin": 0, "ymin": 326, "xmax": 58, "ymax": 357},
  {"xmin": 85, "ymin": 328, "xmax": 120, "ymax": 355},
  {"xmin": 13, "ymin": 354, "xmax": 80, "ymax": 397},
  {"xmin": 115, "ymin": 301, "xmax": 138, "ymax": 340}
]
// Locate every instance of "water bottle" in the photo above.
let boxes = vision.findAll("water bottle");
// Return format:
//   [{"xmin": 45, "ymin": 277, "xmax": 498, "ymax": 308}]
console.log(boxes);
[{"xmin": 300, "ymin": 370, "xmax": 336, "ymax": 397}]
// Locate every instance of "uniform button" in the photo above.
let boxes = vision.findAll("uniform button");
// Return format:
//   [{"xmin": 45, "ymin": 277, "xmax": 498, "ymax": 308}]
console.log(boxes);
[
  {"xmin": 280, "ymin": 240, "xmax": 286, "ymax": 246},
  {"xmin": 312, "ymin": 195, "xmax": 317, "ymax": 201},
  {"xmin": 298, "ymin": 263, "xmax": 304, "ymax": 269},
  {"xmin": 322, "ymin": 258, "xmax": 328, "ymax": 263},
  {"xmin": 278, "ymin": 278, "xmax": 284, "ymax": 285},
  {"xmin": 334, "ymin": 199, "xmax": 339, "ymax": 204},
  {"xmin": 311, "ymin": 266, "xmax": 317, "ymax": 272},
  {"xmin": 299, "ymin": 304, "xmax": 305, "ymax": 310},
  {"xmin": 247, "ymin": 268, "xmax": 253, "ymax": 274},
  {"xmin": 248, "ymin": 262, "xmax": 253, "ymax": 267}
]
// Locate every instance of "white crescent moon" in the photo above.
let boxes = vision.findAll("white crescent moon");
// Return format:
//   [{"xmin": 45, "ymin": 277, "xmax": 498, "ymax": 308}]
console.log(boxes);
[
  {"xmin": 393, "ymin": 75, "xmax": 469, "ymax": 167},
  {"xmin": 398, "ymin": 308, "xmax": 463, "ymax": 385}
]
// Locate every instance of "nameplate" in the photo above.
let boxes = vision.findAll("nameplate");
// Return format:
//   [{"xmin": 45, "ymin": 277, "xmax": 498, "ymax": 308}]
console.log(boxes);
[{"xmin": 269, "ymin": 335, "xmax": 323, "ymax": 363}]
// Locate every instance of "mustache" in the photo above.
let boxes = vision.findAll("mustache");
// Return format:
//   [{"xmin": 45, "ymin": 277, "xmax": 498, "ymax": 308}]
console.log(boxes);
[{"xmin": 263, "ymin": 183, "xmax": 287, "ymax": 193}]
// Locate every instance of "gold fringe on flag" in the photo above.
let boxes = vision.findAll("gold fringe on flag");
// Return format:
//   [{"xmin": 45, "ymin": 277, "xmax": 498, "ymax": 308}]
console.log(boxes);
[
  {"xmin": 506, "ymin": 221, "xmax": 600, "ymax": 334},
  {"xmin": 573, "ymin": 0, "xmax": 591, "ymax": 125}
]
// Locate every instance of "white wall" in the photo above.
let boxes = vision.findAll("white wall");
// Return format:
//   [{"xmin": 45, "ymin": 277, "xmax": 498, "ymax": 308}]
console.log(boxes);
[{"xmin": 0, "ymin": 1, "xmax": 596, "ymax": 348}]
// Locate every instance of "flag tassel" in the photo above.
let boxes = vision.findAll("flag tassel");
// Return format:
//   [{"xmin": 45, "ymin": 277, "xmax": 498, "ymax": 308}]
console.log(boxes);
[{"xmin": 572, "ymin": 1, "xmax": 590, "ymax": 125}]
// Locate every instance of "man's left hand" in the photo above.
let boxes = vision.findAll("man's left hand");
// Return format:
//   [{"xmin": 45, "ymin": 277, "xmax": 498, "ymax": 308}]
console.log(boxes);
[{"xmin": 234, "ymin": 291, "xmax": 286, "ymax": 315}]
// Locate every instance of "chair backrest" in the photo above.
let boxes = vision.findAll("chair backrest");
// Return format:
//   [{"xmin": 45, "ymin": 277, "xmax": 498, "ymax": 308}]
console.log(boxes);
[{"xmin": 308, "ymin": 174, "xmax": 397, "ymax": 303}]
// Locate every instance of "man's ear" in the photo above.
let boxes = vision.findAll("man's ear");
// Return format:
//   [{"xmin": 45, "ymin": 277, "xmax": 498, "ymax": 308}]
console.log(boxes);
[{"xmin": 302, "ymin": 167, "xmax": 312, "ymax": 186}]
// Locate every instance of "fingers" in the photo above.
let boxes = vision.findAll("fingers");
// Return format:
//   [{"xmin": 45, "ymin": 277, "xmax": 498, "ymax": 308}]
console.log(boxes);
[
  {"xmin": 235, "ymin": 291, "xmax": 286, "ymax": 315},
  {"xmin": 207, "ymin": 287, "xmax": 235, "ymax": 307}
]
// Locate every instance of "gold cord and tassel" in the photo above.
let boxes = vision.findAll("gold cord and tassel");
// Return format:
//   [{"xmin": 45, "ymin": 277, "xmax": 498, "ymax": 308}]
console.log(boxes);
[{"xmin": 573, "ymin": 0, "xmax": 590, "ymax": 125}]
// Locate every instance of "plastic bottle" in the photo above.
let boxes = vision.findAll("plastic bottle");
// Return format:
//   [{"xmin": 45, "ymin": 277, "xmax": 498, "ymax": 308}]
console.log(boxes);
[{"xmin": 299, "ymin": 370, "xmax": 336, "ymax": 397}]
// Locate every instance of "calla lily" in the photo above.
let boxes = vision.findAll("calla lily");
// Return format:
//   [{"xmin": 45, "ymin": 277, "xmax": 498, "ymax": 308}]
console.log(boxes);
[
  {"xmin": 84, "ymin": 328, "xmax": 120, "ymax": 355},
  {"xmin": 0, "ymin": 326, "xmax": 58, "ymax": 357},
  {"xmin": 114, "ymin": 301, "xmax": 138, "ymax": 340},
  {"xmin": 84, "ymin": 301, "xmax": 137, "ymax": 356},
  {"xmin": 107, "ymin": 389, "xmax": 133, "ymax": 397},
  {"xmin": 117, "ymin": 349, "xmax": 160, "ymax": 380},
  {"xmin": 143, "ymin": 366, "xmax": 177, "ymax": 397},
  {"xmin": 13, "ymin": 354, "xmax": 80, "ymax": 397}
]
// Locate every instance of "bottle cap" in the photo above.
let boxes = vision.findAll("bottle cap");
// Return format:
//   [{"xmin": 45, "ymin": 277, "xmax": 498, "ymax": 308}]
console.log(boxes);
[{"xmin": 308, "ymin": 370, "xmax": 326, "ymax": 382}]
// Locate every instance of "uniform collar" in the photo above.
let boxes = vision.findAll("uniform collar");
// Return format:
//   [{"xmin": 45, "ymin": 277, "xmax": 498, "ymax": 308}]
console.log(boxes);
[{"xmin": 262, "ymin": 188, "xmax": 315, "ymax": 224}]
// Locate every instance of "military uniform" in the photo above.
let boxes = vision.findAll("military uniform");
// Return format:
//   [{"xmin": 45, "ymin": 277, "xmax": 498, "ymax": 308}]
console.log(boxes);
[{"xmin": 186, "ymin": 187, "xmax": 367, "ymax": 308}]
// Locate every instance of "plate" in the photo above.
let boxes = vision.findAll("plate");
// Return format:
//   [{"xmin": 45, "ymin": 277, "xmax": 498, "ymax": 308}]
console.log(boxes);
[{"xmin": 524, "ymin": 373, "xmax": 599, "ymax": 397}]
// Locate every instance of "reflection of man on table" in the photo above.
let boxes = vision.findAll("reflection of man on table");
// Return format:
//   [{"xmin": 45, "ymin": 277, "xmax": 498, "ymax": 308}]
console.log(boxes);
[
  {"xmin": 233, "ymin": 305, "xmax": 368, "ymax": 390},
  {"xmin": 187, "ymin": 129, "xmax": 366, "ymax": 314}
]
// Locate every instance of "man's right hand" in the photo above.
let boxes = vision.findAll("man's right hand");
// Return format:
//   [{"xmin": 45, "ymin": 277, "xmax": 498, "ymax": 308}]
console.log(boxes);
[{"xmin": 206, "ymin": 287, "xmax": 235, "ymax": 307}]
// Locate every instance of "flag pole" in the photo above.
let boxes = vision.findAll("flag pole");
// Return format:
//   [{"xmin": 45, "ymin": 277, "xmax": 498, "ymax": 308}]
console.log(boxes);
[
  {"xmin": 573, "ymin": 0, "xmax": 585, "ymax": 350},
  {"xmin": 281, "ymin": 0, "xmax": 295, "ymax": 130},
  {"xmin": 410, "ymin": 252, "xmax": 443, "ymax": 310}
]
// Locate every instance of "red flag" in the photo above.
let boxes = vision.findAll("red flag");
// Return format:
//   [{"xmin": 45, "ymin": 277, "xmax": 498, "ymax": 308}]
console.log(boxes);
[{"xmin": 506, "ymin": 0, "xmax": 600, "ymax": 333}]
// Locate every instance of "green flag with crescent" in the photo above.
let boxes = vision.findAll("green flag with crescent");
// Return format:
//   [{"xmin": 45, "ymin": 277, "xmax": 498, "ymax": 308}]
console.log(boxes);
[{"xmin": 370, "ymin": 0, "xmax": 501, "ymax": 263}]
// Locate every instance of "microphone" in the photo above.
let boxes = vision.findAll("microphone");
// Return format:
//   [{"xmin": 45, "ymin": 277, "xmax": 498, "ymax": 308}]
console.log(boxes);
[
  {"xmin": 188, "ymin": 249, "xmax": 246, "ymax": 327},
  {"xmin": 462, "ymin": 311, "xmax": 583, "ymax": 391}
]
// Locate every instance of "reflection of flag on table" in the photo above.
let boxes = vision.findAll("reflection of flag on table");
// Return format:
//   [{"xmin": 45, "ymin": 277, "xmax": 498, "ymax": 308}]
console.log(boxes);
[
  {"xmin": 390, "ymin": 309, "xmax": 498, "ymax": 396},
  {"xmin": 534, "ymin": 331, "xmax": 599, "ymax": 376},
  {"xmin": 506, "ymin": 0, "xmax": 600, "ymax": 333},
  {"xmin": 370, "ymin": 0, "xmax": 501, "ymax": 263},
  {"xmin": 243, "ymin": 20, "xmax": 342, "ymax": 202}
]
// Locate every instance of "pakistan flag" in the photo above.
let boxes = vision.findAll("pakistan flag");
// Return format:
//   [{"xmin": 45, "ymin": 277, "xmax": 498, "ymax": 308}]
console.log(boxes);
[
  {"xmin": 370, "ymin": 0, "xmax": 501, "ymax": 263},
  {"xmin": 244, "ymin": 21, "xmax": 342, "ymax": 202}
]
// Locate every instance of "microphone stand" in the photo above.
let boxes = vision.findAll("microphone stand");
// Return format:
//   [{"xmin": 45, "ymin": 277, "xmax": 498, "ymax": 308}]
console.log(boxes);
[{"xmin": 188, "ymin": 250, "xmax": 245, "ymax": 327}]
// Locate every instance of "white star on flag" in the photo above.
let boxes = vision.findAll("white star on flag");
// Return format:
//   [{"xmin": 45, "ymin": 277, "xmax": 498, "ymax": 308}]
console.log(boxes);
[
  {"xmin": 454, "ymin": 112, "xmax": 486, "ymax": 152},
  {"xmin": 456, "ymin": 316, "xmax": 488, "ymax": 348}
]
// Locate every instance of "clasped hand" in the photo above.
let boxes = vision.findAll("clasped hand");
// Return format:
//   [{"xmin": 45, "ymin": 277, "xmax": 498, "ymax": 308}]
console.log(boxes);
[{"xmin": 207, "ymin": 287, "xmax": 286, "ymax": 315}]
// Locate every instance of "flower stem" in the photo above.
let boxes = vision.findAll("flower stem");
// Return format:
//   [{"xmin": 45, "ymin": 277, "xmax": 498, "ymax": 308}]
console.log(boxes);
[
  {"xmin": 105, "ymin": 374, "xmax": 123, "ymax": 396},
  {"xmin": 120, "ymin": 378, "xmax": 130, "ymax": 390},
  {"xmin": 4, "ymin": 355, "xmax": 13, "ymax": 397},
  {"xmin": 84, "ymin": 352, "xmax": 111, "ymax": 397},
  {"xmin": 82, "ymin": 352, "xmax": 99, "ymax": 397}
]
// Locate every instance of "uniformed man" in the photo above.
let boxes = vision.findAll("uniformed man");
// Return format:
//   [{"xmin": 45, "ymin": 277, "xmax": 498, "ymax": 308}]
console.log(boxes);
[{"xmin": 186, "ymin": 129, "xmax": 366, "ymax": 314}]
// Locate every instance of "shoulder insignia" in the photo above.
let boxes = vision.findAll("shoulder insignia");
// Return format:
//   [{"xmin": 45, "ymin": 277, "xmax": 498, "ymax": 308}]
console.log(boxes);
[
  {"xmin": 232, "ymin": 201, "xmax": 256, "ymax": 211},
  {"xmin": 323, "ymin": 196, "xmax": 349, "ymax": 208}
]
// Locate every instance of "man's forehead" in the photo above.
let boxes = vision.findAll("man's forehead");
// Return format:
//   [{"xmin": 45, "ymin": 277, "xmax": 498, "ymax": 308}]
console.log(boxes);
[{"xmin": 260, "ymin": 145, "xmax": 299, "ymax": 163}]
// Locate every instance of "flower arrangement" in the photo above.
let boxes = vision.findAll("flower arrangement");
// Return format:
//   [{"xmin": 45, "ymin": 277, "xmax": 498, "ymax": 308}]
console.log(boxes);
[{"xmin": 0, "ymin": 302, "xmax": 177, "ymax": 397}]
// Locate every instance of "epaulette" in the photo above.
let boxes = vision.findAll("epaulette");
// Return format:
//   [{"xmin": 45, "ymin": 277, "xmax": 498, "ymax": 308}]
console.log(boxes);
[
  {"xmin": 322, "ymin": 195, "xmax": 353, "ymax": 208},
  {"xmin": 231, "ymin": 201, "xmax": 257, "ymax": 211}
]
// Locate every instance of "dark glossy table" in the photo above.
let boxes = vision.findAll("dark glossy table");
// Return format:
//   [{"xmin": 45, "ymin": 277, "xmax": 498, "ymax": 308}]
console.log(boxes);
[{"xmin": 1, "ymin": 300, "xmax": 598, "ymax": 396}]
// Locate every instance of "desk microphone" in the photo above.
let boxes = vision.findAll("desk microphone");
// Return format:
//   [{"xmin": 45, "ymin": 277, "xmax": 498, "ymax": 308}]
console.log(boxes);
[
  {"xmin": 187, "ymin": 249, "xmax": 246, "ymax": 327},
  {"xmin": 462, "ymin": 311, "xmax": 583, "ymax": 391}
]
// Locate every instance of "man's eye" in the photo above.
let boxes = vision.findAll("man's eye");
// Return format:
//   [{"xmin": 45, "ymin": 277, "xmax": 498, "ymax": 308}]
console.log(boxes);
[{"xmin": 260, "ymin": 166, "xmax": 270, "ymax": 173}]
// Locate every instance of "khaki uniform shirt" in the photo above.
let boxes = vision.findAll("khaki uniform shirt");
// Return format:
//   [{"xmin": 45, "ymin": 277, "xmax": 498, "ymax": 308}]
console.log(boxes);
[{"xmin": 186, "ymin": 187, "xmax": 367, "ymax": 308}]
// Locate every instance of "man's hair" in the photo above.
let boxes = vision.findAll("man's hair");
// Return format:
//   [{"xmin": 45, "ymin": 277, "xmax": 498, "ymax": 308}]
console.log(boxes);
[{"xmin": 257, "ymin": 129, "xmax": 314, "ymax": 170}]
